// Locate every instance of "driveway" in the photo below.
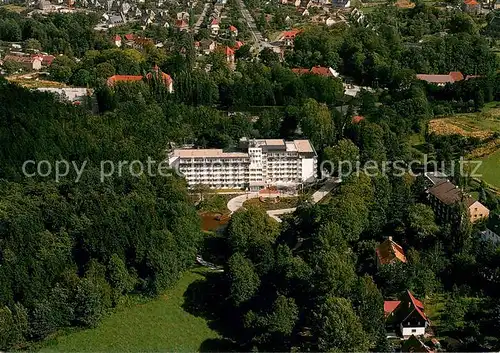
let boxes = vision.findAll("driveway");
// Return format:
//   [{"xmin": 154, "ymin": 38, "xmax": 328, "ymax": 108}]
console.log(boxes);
[{"xmin": 227, "ymin": 192, "xmax": 258, "ymax": 213}]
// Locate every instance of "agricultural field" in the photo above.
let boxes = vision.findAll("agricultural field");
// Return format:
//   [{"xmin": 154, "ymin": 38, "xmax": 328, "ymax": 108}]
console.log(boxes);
[
  {"xmin": 428, "ymin": 113, "xmax": 500, "ymax": 140},
  {"xmin": 429, "ymin": 110, "xmax": 500, "ymax": 188},
  {"xmin": 41, "ymin": 269, "xmax": 222, "ymax": 353}
]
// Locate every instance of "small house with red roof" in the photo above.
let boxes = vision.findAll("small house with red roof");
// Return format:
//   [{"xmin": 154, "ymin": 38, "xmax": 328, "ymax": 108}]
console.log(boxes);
[
  {"xmin": 210, "ymin": 18, "xmax": 220, "ymax": 35},
  {"xmin": 384, "ymin": 290, "xmax": 430, "ymax": 338},
  {"xmin": 376, "ymin": 236, "xmax": 407, "ymax": 266},
  {"xmin": 229, "ymin": 25, "xmax": 238, "ymax": 37},
  {"xmin": 107, "ymin": 66, "xmax": 173, "ymax": 93},
  {"xmin": 175, "ymin": 19, "xmax": 189, "ymax": 31},
  {"xmin": 292, "ymin": 66, "xmax": 339, "ymax": 77},
  {"xmin": 416, "ymin": 71, "xmax": 464, "ymax": 86},
  {"xmin": 279, "ymin": 29, "xmax": 302, "ymax": 47},
  {"xmin": 463, "ymin": 0, "xmax": 480, "ymax": 12},
  {"xmin": 233, "ymin": 41, "xmax": 244, "ymax": 50},
  {"xmin": 114, "ymin": 35, "xmax": 122, "ymax": 47},
  {"xmin": 124, "ymin": 33, "xmax": 135, "ymax": 42},
  {"xmin": 224, "ymin": 46, "xmax": 235, "ymax": 66},
  {"xmin": 352, "ymin": 115, "xmax": 365, "ymax": 124}
]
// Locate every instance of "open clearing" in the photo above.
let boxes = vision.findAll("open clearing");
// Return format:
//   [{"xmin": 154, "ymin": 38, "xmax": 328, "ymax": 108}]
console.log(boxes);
[
  {"xmin": 41, "ymin": 269, "xmax": 220, "ymax": 353},
  {"xmin": 0, "ymin": 4, "xmax": 26, "ymax": 12},
  {"xmin": 429, "ymin": 113, "xmax": 500, "ymax": 139},
  {"xmin": 477, "ymin": 148, "xmax": 500, "ymax": 189},
  {"xmin": 429, "ymin": 110, "xmax": 500, "ymax": 188}
]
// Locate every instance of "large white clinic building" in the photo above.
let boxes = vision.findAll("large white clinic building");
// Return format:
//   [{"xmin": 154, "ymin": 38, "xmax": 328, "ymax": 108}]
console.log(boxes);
[{"xmin": 168, "ymin": 138, "xmax": 317, "ymax": 190}]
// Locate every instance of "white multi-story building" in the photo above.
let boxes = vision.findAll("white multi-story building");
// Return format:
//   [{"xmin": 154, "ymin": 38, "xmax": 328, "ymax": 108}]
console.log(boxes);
[{"xmin": 168, "ymin": 138, "xmax": 317, "ymax": 190}]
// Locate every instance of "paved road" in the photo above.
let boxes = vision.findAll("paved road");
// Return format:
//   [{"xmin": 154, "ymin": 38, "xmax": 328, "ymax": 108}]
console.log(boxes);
[
  {"xmin": 234, "ymin": 0, "xmax": 274, "ymax": 50},
  {"xmin": 193, "ymin": 2, "xmax": 210, "ymax": 34},
  {"xmin": 227, "ymin": 192, "xmax": 258, "ymax": 213}
]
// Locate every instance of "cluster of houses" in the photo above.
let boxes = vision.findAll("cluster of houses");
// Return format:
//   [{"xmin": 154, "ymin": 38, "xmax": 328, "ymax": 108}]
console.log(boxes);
[
  {"xmin": 373, "ymin": 173, "xmax": 492, "ymax": 345},
  {"xmin": 0, "ymin": 51, "xmax": 55, "ymax": 72}
]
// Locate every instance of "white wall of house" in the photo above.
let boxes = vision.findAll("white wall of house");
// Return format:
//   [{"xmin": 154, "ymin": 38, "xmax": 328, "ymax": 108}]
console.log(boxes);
[
  {"xmin": 401, "ymin": 326, "xmax": 425, "ymax": 337},
  {"xmin": 301, "ymin": 158, "xmax": 316, "ymax": 183}
]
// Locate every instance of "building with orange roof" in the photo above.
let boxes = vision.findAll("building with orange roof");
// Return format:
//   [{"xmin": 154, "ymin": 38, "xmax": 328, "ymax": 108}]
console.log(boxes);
[
  {"xmin": 229, "ymin": 25, "xmax": 238, "ymax": 36},
  {"xmin": 224, "ymin": 46, "xmax": 235, "ymax": 66},
  {"xmin": 114, "ymin": 35, "xmax": 122, "ymax": 47},
  {"xmin": 280, "ymin": 29, "xmax": 302, "ymax": 46},
  {"xmin": 376, "ymin": 236, "xmax": 407, "ymax": 266},
  {"xmin": 416, "ymin": 71, "xmax": 465, "ymax": 86},
  {"xmin": 291, "ymin": 66, "xmax": 339, "ymax": 77},
  {"xmin": 233, "ymin": 41, "xmax": 244, "ymax": 50},
  {"xmin": 107, "ymin": 66, "xmax": 173, "ymax": 93},
  {"xmin": 124, "ymin": 33, "xmax": 135, "ymax": 41},
  {"xmin": 385, "ymin": 290, "xmax": 430, "ymax": 338},
  {"xmin": 210, "ymin": 18, "xmax": 220, "ymax": 35},
  {"xmin": 463, "ymin": 0, "xmax": 480, "ymax": 12},
  {"xmin": 175, "ymin": 19, "xmax": 189, "ymax": 31},
  {"xmin": 352, "ymin": 115, "xmax": 365, "ymax": 124}
]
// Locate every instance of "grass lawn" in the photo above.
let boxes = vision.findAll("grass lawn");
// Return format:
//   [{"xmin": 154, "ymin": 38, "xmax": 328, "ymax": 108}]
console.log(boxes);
[
  {"xmin": 41, "ymin": 269, "xmax": 220, "ymax": 353},
  {"xmin": 478, "ymin": 148, "xmax": 500, "ymax": 189},
  {"xmin": 0, "ymin": 4, "xmax": 26, "ymax": 12}
]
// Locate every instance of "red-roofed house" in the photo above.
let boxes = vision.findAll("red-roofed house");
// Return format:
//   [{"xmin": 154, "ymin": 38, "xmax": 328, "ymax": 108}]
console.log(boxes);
[
  {"xmin": 416, "ymin": 71, "xmax": 465, "ymax": 86},
  {"xmin": 292, "ymin": 66, "xmax": 339, "ymax": 77},
  {"xmin": 124, "ymin": 33, "xmax": 135, "ymax": 41},
  {"xmin": 229, "ymin": 25, "xmax": 238, "ymax": 37},
  {"xmin": 225, "ymin": 46, "xmax": 235, "ymax": 65},
  {"xmin": 210, "ymin": 18, "xmax": 220, "ymax": 35},
  {"xmin": 280, "ymin": 29, "xmax": 302, "ymax": 46},
  {"xmin": 175, "ymin": 19, "xmax": 189, "ymax": 31},
  {"xmin": 106, "ymin": 74, "xmax": 144, "ymax": 86},
  {"xmin": 107, "ymin": 67, "xmax": 174, "ymax": 93},
  {"xmin": 376, "ymin": 236, "xmax": 407, "ymax": 266},
  {"xmin": 3, "ymin": 55, "xmax": 42, "ymax": 71},
  {"xmin": 31, "ymin": 54, "xmax": 55, "ymax": 67},
  {"xmin": 114, "ymin": 35, "xmax": 122, "ymax": 47},
  {"xmin": 463, "ymin": 0, "xmax": 479, "ymax": 12},
  {"xmin": 385, "ymin": 290, "xmax": 430, "ymax": 338},
  {"xmin": 352, "ymin": 115, "xmax": 365, "ymax": 124},
  {"xmin": 233, "ymin": 41, "xmax": 244, "ymax": 50}
]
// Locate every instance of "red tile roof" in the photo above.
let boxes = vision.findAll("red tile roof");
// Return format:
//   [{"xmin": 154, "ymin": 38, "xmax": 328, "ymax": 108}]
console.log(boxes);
[
  {"xmin": 464, "ymin": 0, "xmax": 479, "ymax": 5},
  {"xmin": 310, "ymin": 66, "xmax": 333, "ymax": 77},
  {"xmin": 376, "ymin": 237, "xmax": 407, "ymax": 265},
  {"xmin": 384, "ymin": 301, "xmax": 401, "ymax": 316},
  {"xmin": 175, "ymin": 19, "xmax": 188, "ymax": 27},
  {"xmin": 229, "ymin": 25, "xmax": 238, "ymax": 31},
  {"xmin": 281, "ymin": 29, "xmax": 302, "ymax": 39},
  {"xmin": 352, "ymin": 115, "xmax": 365, "ymax": 124},
  {"xmin": 292, "ymin": 66, "xmax": 334, "ymax": 77},
  {"xmin": 107, "ymin": 75, "xmax": 143, "ymax": 86},
  {"xmin": 225, "ymin": 46, "xmax": 235, "ymax": 56},
  {"xmin": 292, "ymin": 68, "xmax": 311, "ymax": 74},
  {"xmin": 211, "ymin": 18, "xmax": 219, "ymax": 25},
  {"xmin": 416, "ymin": 71, "xmax": 464, "ymax": 84},
  {"xmin": 233, "ymin": 41, "xmax": 244, "ymax": 50},
  {"xmin": 407, "ymin": 290, "xmax": 428, "ymax": 321},
  {"xmin": 114, "ymin": 35, "xmax": 122, "ymax": 41},
  {"xmin": 449, "ymin": 71, "xmax": 464, "ymax": 81}
]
